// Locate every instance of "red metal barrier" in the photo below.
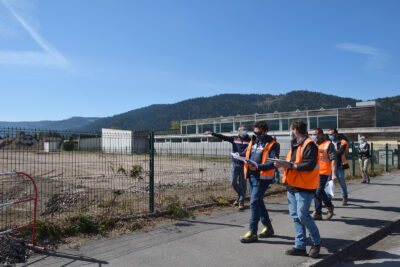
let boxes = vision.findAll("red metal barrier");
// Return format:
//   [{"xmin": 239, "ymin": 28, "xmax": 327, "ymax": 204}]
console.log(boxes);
[{"xmin": 0, "ymin": 171, "xmax": 43, "ymax": 249}]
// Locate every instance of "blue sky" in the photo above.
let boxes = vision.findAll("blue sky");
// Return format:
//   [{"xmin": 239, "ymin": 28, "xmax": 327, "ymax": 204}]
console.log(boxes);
[{"xmin": 0, "ymin": 0, "xmax": 399, "ymax": 121}]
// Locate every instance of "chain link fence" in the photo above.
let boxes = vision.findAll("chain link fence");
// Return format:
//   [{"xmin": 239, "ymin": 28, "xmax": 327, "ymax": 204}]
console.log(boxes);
[{"xmin": 1, "ymin": 127, "xmax": 399, "ymax": 233}]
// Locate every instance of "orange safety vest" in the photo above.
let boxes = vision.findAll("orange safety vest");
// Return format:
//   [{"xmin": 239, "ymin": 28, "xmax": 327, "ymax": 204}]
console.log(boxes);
[
  {"xmin": 244, "ymin": 140, "xmax": 277, "ymax": 180},
  {"xmin": 282, "ymin": 137, "xmax": 319, "ymax": 190},
  {"xmin": 317, "ymin": 140, "xmax": 332, "ymax": 176},
  {"xmin": 338, "ymin": 139, "xmax": 349, "ymax": 168}
]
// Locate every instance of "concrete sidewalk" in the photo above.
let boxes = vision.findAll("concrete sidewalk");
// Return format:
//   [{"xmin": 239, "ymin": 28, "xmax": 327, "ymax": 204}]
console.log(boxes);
[{"xmin": 20, "ymin": 172, "xmax": 400, "ymax": 267}]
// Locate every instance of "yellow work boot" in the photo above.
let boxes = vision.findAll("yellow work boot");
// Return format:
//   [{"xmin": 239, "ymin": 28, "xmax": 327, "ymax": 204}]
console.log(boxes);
[
  {"xmin": 240, "ymin": 231, "xmax": 258, "ymax": 243},
  {"xmin": 259, "ymin": 224, "xmax": 274, "ymax": 238}
]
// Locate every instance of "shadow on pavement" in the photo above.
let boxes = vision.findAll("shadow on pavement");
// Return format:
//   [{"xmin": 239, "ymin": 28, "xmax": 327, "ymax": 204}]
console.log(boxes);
[
  {"xmin": 330, "ymin": 216, "xmax": 390, "ymax": 228},
  {"xmin": 176, "ymin": 219, "xmax": 244, "ymax": 228},
  {"xmin": 22, "ymin": 251, "xmax": 108, "ymax": 267}
]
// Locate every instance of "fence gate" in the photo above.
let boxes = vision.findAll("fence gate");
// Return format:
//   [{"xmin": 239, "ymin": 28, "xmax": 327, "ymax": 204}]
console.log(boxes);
[{"xmin": 0, "ymin": 171, "xmax": 43, "ymax": 249}]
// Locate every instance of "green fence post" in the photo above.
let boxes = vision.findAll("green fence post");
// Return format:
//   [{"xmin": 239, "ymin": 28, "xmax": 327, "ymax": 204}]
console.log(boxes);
[
  {"xmin": 392, "ymin": 150, "xmax": 395, "ymax": 166},
  {"xmin": 352, "ymin": 142, "xmax": 356, "ymax": 177},
  {"xmin": 398, "ymin": 144, "xmax": 400, "ymax": 170},
  {"xmin": 385, "ymin": 144, "xmax": 389, "ymax": 172},
  {"xmin": 371, "ymin": 143, "xmax": 374, "ymax": 171},
  {"xmin": 149, "ymin": 132, "xmax": 154, "ymax": 213}
]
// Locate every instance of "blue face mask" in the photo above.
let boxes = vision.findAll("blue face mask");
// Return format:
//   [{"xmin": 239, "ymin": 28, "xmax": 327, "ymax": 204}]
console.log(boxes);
[
  {"xmin": 328, "ymin": 135, "xmax": 335, "ymax": 141},
  {"xmin": 241, "ymin": 130, "xmax": 248, "ymax": 136},
  {"xmin": 311, "ymin": 135, "xmax": 317, "ymax": 141}
]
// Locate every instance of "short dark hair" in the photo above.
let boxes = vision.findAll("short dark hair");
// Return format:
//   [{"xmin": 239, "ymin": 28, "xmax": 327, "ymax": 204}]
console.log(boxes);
[
  {"xmin": 313, "ymin": 128, "xmax": 323, "ymax": 134},
  {"xmin": 253, "ymin": 121, "xmax": 268, "ymax": 132},
  {"xmin": 329, "ymin": 128, "xmax": 338, "ymax": 134},
  {"xmin": 290, "ymin": 120, "xmax": 308, "ymax": 135}
]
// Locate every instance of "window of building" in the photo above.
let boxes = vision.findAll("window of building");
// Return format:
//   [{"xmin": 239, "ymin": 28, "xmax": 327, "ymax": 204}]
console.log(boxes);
[
  {"xmin": 221, "ymin": 122, "xmax": 234, "ymax": 133},
  {"xmin": 281, "ymin": 119, "xmax": 289, "ymax": 131},
  {"xmin": 309, "ymin": 117, "xmax": 318, "ymax": 130},
  {"xmin": 188, "ymin": 138, "xmax": 201, "ymax": 142},
  {"xmin": 186, "ymin": 125, "xmax": 196, "ymax": 134},
  {"xmin": 266, "ymin": 120, "xmax": 280, "ymax": 131},
  {"xmin": 200, "ymin": 124, "xmax": 214, "ymax": 132},
  {"xmin": 318, "ymin": 116, "xmax": 338, "ymax": 129}
]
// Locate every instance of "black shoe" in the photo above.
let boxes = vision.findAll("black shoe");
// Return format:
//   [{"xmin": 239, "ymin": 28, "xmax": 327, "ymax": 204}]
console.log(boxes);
[
  {"xmin": 240, "ymin": 231, "xmax": 258, "ymax": 243},
  {"xmin": 259, "ymin": 224, "xmax": 274, "ymax": 238},
  {"xmin": 285, "ymin": 247, "xmax": 307, "ymax": 256},
  {"xmin": 309, "ymin": 243, "xmax": 321, "ymax": 258}
]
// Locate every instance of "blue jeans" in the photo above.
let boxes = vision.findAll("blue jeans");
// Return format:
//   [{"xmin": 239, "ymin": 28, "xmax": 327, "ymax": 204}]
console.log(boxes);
[
  {"xmin": 249, "ymin": 176, "xmax": 272, "ymax": 233},
  {"xmin": 314, "ymin": 175, "xmax": 333, "ymax": 214},
  {"xmin": 288, "ymin": 191, "xmax": 321, "ymax": 250},
  {"xmin": 231, "ymin": 165, "xmax": 247, "ymax": 202},
  {"xmin": 273, "ymin": 167, "xmax": 280, "ymax": 183},
  {"xmin": 329, "ymin": 167, "xmax": 348, "ymax": 197}
]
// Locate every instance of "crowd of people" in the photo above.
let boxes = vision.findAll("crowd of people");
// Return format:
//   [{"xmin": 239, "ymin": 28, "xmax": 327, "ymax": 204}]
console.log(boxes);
[{"xmin": 205, "ymin": 120, "xmax": 371, "ymax": 258}]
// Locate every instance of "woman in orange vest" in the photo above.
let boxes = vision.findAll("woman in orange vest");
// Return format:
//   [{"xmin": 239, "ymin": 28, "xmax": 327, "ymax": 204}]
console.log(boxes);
[
  {"xmin": 275, "ymin": 120, "xmax": 321, "ymax": 258},
  {"xmin": 239, "ymin": 121, "xmax": 280, "ymax": 243},
  {"xmin": 311, "ymin": 128, "xmax": 337, "ymax": 220}
]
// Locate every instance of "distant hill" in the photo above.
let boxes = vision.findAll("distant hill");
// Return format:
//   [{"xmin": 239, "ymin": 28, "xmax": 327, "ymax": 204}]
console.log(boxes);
[
  {"xmin": 4, "ymin": 91, "xmax": 399, "ymax": 133},
  {"xmin": 0, "ymin": 117, "xmax": 100, "ymax": 131},
  {"xmin": 79, "ymin": 91, "xmax": 360, "ymax": 132}
]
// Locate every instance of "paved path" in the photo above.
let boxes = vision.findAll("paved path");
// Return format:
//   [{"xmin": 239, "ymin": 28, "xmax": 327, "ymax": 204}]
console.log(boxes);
[
  {"xmin": 336, "ymin": 224, "xmax": 400, "ymax": 266},
  {"xmin": 20, "ymin": 172, "xmax": 400, "ymax": 267}
]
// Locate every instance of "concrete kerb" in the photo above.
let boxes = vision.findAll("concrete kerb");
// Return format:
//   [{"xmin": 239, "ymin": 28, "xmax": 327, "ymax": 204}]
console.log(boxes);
[{"xmin": 297, "ymin": 214, "xmax": 400, "ymax": 267}]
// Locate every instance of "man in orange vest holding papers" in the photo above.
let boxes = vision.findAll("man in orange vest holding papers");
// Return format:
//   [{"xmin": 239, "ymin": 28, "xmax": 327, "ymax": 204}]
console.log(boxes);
[
  {"xmin": 239, "ymin": 121, "xmax": 280, "ymax": 243},
  {"xmin": 275, "ymin": 120, "xmax": 321, "ymax": 258},
  {"xmin": 311, "ymin": 128, "xmax": 337, "ymax": 220}
]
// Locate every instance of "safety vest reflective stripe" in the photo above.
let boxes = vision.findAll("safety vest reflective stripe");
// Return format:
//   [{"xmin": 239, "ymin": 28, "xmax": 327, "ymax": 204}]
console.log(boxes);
[
  {"xmin": 282, "ymin": 137, "xmax": 319, "ymax": 189},
  {"xmin": 318, "ymin": 140, "xmax": 332, "ymax": 175},
  {"xmin": 244, "ymin": 140, "xmax": 277, "ymax": 180}
]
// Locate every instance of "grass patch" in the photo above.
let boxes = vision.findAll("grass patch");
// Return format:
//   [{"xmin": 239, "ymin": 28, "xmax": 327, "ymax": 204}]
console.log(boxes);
[{"xmin": 166, "ymin": 195, "xmax": 193, "ymax": 219}]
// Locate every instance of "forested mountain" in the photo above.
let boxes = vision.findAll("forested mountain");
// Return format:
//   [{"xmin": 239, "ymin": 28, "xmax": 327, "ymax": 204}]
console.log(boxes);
[
  {"xmin": 79, "ymin": 91, "xmax": 359, "ymax": 132},
  {"xmin": 0, "ymin": 117, "xmax": 99, "ymax": 131},
  {"xmin": 3, "ymin": 91, "xmax": 399, "ymax": 132}
]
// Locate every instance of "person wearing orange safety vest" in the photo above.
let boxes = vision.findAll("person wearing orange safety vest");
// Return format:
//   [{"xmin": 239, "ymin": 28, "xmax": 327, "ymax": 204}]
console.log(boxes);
[
  {"xmin": 310, "ymin": 128, "xmax": 337, "ymax": 221},
  {"xmin": 239, "ymin": 121, "xmax": 279, "ymax": 243},
  {"xmin": 275, "ymin": 120, "xmax": 321, "ymax": 258},
  {"xmin": 328, "ymin": 128, "xmax": 349, "ymax": 206}
]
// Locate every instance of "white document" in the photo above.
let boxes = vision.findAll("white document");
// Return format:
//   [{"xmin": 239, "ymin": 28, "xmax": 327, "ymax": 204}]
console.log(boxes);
[
  {"xmin": 324, "ymin": 180, "xmax": 335, "ymax": 197},
  {"xmin": 264, "ymin": 158, "xmax": 292, "ymax": 164},
  {"xmin": 231, "ymin": 153, "xmax": 258, "ymax": 168}
]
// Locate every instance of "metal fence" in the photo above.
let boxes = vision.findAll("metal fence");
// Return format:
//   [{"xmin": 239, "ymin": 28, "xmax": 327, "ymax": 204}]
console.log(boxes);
[{"xmin": 1, "ymin": 127, "xmax": 399, "ymax": 232}]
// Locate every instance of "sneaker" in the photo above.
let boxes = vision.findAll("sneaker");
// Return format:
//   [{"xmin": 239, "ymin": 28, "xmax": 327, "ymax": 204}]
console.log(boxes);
[
  {"xmin": 238, "ymin": 202, "xmax": 245, "ymax": 210},
  {"xmin": 285, "ymin": 247, "xmax": 307, "ymax": 256},
  {"xmin": 326, "ymin": 206, "xmax": 334, "ymax": 220},
  {"xmin": 309, "ymin": 243, "xmax": 321, "ymax": 258},
  {"xmin": 233, "ymin": 198, "xmax": 239, "ymax": 206},
  {"xmin": 311, "ymin": 211, "xmax": 322, "ymax": 220},
  {"xmin": 240, "ymin": 231, "xmax": 258, "ymax": 243},
  {"xmin": 259, "ymin": 224, "xmax": 274, "ymax": 238},
  {"xmin": 342, "ymin": 196, "xmax": 348, "ymax": 206}
]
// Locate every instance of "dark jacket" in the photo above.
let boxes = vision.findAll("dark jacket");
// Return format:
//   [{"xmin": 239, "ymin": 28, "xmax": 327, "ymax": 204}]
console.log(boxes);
[
  {"xmin": 332, "ymin": 136, "xmax": 348, "ymax": 168},
  {"xmin": 287, "ymin": 136, "xmax": 318, "ymax": 193},
  {"xmin": 357, "ymin": 142, "xmax": 371, "ymax": 158},
  {"xmin": 248, "ymin": 134, "xmax": 280, "ymax": 178},
  {"xmin": 211, "ymin": 132, "xmax": 251, "ymax": 165}
]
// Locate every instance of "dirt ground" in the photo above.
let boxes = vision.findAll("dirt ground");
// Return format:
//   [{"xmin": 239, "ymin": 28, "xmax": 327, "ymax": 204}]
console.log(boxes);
[{"xmin": 0, "ymin": 149, "xmax": 232, "ymax": 230}]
